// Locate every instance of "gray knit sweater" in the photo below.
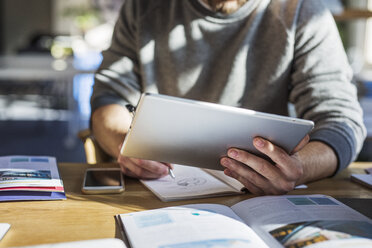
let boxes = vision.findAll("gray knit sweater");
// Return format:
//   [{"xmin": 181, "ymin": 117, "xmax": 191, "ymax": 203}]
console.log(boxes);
[{"xmin": 91, "ymin": 0, "xmax": 366, "ymax": 172}]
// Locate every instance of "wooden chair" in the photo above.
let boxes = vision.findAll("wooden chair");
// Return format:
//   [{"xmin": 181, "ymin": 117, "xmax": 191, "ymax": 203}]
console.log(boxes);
[{"xmin": 77, "ymin": 129, "xmax": 112, "ymax": 164}]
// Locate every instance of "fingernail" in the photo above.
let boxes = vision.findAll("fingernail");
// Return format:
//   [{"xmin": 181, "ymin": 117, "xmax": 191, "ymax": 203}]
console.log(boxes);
[
  {"xmin": 221, "ymin": 158, "xmax": 229, "ymax": 167},
  {"xmin": 254, "ymin": 138, "xmax": 265, "ymax": 148},
  {"xmin": 228, "ymin": 149, "xmax": 238, "ymax": 158}
]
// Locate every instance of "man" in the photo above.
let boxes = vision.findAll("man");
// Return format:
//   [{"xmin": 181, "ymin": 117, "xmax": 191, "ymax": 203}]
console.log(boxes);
[{"xmin": 91, "ymin": 0, "xmax": 366, "ymax": 195}]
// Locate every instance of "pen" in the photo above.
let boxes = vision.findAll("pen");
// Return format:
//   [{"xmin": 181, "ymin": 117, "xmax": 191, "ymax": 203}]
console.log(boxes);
[{"xmin": 168, "ymin": 167, "xmax": 176, "ymax": 179}]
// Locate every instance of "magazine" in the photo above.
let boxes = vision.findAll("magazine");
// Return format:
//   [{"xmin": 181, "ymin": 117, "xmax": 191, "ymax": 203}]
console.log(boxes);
[
  {"xmin": 0, "ymin": 155, "xmax": 65, "ymax": 201},
  {"xmin": 116, "ymin": 194, "xmax": 372, "ymax": 248}
]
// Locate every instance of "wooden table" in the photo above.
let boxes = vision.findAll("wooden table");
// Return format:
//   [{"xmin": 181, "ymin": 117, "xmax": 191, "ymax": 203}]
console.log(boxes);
[{"xmin": 1, "ymin": 162, "xmax": 371, "ymax": 247}]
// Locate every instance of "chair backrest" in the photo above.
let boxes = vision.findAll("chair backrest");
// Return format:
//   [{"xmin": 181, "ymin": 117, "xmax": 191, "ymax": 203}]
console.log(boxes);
[{"xmin": 77, "ymin": 129, "xmax": 112, "ymax": 164}]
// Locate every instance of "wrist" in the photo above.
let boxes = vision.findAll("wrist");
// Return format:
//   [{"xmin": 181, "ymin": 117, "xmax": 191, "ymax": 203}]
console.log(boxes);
[{"xmin": 295, "ymin": 141, "xmax": 338, "ymax": 185}]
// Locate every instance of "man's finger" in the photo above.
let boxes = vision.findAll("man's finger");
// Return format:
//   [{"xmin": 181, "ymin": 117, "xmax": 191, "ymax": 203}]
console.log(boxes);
[
  {"xmin": 118, "ymin": 156, "xmax": 167, "ymax": 179},
  {"xmin": 220, "ymin": 156, "xmax": 269, "ymax": 191},
  {"xmin": 131, "ymin": 158, "xmax": 169, "ymax": 175},
  {"xmin": 252, "ymin": 137, "xmax": 304, "ymax": 180},
  {"xmin": 226, "ymin": 148, "xmax": 280, "ymax": 182},
  {"xmin": 253, "ymin": 137, "xmax": 291, "ymax": 170}
]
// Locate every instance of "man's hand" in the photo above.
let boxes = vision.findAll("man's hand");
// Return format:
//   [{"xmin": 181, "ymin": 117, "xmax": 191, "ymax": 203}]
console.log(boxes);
[
  {"xmin": 220, "ymin": 135, "xmax": 319, "ymax": 195},
  {"xmin": 92, "ymin": 105, "xmax": 173, "ymax": 180},
  {"xmin": 117, "ymin": 142, "xmax": 172, "ymax": 179},
  {"xmin": 117, "ymin": 155, "xmax": 172, "ymax": 179}
]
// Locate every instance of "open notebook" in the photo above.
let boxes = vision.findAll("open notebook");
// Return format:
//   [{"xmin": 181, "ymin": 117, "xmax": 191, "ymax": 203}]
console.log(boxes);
[{"xmin": 140, "ymin": 164, "xmax": 245, "ymax": 201}]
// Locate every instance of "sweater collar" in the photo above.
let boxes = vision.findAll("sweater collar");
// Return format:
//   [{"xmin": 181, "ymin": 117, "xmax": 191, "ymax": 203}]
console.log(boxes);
[{"xmin": 190, "ymin": 0, "xmax": 261, "ymax": 21}]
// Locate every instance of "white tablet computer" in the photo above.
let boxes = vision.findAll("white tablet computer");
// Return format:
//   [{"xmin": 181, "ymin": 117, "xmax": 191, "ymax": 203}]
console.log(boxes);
[{"xmin": 120, "ymin": 93, "xmax": 314, "ymax": 171}]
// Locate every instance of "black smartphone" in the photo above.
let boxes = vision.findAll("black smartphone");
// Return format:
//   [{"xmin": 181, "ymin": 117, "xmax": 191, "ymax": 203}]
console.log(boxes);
[{"xmin": 82, "ymin": 168, "xmax": 124, "ymax": 194}]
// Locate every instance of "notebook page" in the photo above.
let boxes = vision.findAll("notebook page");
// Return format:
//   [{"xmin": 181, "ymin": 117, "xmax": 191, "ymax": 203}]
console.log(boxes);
[{"xmin": 140, "ymin": 164, "xmax": 242, "ymax": 201}]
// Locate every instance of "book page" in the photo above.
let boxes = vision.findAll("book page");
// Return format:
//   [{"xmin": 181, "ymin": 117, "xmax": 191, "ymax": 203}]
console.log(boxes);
[
  {"xmin": 204, "ymin": 169, "xmax": 245, "ymax": 191},
  {"xmin": 231, "ymin": 195, "xmax": 372, "ymax": 248},
  {"xmin": 119, "ymin": 204, "xmax": 269, "ymax": 248},
  {"xmin": 205, "ymin": 169, "xmax": 307, "ymax": 192},
  {"xmin": 140, "ymin": 164, "xmax": 242, "ymax": 201}
]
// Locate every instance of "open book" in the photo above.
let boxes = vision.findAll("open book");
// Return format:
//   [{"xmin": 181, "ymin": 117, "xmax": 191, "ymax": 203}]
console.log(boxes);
[
  {"xmin": 140, "ymin": 164, "xmax": 245, "ymax": 201},
  {"xmin": 116, "ymin": 194, "xmax": 372, "ymax": 248}
]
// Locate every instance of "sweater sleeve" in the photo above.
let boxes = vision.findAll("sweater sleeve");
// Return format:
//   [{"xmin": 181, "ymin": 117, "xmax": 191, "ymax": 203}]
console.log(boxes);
[
  {"xmin": 90, "ymin": 0, "xmax": 142, "ymax": 113},
  {"xmin": 289, "ymin": 0, "xmax": 366, "ymax": 173}
]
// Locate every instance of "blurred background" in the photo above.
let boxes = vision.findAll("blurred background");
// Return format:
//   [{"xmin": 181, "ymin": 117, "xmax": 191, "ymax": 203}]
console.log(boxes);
[
  {"xmin": 0, "ymin": 0, "xmax": 371, "ymax": 163},
  {"xmin": 0, "ymin": 0, "xmax": 124, "ymax": 162}
]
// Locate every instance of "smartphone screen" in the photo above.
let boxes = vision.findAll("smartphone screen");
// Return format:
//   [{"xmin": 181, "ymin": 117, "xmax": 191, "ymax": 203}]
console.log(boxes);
[
  {"xmin": 82, "ymin": 168, "xmax": 124, "ymax": 194},
  {"xmin": 85, "ymin": 170, "xmax": 122, "ymax": 187}
]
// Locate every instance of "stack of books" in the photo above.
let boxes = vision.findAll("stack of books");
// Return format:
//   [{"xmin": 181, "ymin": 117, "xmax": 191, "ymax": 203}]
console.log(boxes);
[{"xmin": 0, "ymin": 155, "xmax": 66, "ymax": 201}]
